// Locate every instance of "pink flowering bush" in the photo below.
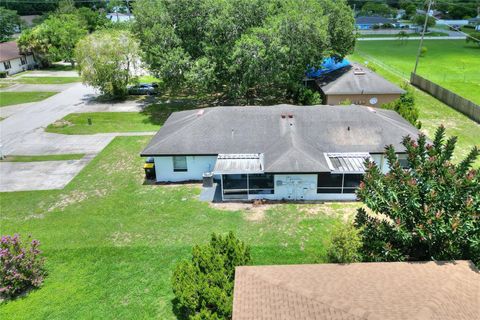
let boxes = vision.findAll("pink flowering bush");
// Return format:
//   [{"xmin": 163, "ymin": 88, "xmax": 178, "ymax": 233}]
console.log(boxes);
[{"xmin": 0, "ymin": 234, "xmax": 46, "ymax": 299}]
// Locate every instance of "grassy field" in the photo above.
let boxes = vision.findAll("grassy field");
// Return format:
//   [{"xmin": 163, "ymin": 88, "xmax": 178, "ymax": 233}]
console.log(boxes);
[
  {"xmin": 350, "ymin": 51, "xmax": 480, "ymax": 167},
  {"xmin": 354, "ymin": 39, "xmax": 480, "ymax": 104},
  {"xmin": 0, "ymin": 92, "xmax": 57, "ymax": 107},
  {"xmin": 0, "ymin": 136, "xmax": 359, "ymax": 319},
  {"xmin": 0, "ymin": 154, "xmax": 84, "ymax": 162},
  {"xmin": 46, "ymin": 112, "xmax": 160, "ymax": 134}
]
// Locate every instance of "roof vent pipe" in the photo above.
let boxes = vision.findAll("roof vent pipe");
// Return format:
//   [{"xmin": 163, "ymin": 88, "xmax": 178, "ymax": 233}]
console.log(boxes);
[
  {"xmin": 288, "ymin": 113, "xmax": 293, "ymax": 118},
  {"xmin": 281, "ymin": 113, "xmax": 286, "ymax": 119}
]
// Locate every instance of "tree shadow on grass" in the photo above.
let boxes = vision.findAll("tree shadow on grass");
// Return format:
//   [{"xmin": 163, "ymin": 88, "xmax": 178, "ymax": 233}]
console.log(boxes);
[{"xmin": 140, "ymin": 95, "xmax": 214, "ymax": 126}]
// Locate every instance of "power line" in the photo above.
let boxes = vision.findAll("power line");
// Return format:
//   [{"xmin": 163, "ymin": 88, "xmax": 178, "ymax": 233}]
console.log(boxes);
[{"xmin": 413, "ymin": 0, "xmax": 433, "ymax": 75}]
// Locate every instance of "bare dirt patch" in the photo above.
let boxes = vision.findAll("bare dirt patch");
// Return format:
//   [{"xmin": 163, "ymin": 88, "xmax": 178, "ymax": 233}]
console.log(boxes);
[
  {"xmin": 209, "ymin": 202, "xmax": 279, "ymax": 222},
  {"xmin": 50, "ymin": 119, "xmax": 72, "ymax": 128},
  {"xmin": 48, "ymin": 191, "xmax": 88, "ymax": 212}
]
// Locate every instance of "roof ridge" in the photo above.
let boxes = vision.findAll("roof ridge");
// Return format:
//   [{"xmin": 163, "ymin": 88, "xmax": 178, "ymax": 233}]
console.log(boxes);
[{"xmin": 244, "ymin": 269, "xmax": 369, "ymax": 319}]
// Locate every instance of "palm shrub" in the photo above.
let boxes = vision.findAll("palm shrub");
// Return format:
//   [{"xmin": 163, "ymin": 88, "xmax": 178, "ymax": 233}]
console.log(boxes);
[
  {"xmin": 327, "ymin": 223, "xmax": 362, "ymax": 263},
  {"xmin": 172, "ymin": 232, "xmax": 251, "ymax": 320},
  {"xmin": 0, "ymin": 234, "xmax": 46, "ymax": 299},
  {"xmin": 355, "ymin": 126, "xmax": 479, "ymax": 266}
]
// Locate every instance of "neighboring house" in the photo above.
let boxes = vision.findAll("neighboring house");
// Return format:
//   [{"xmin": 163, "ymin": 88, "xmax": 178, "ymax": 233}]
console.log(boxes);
[
  {"xmin": 315, "ymin": 63, "xmax": 405, "ymax": 106},
  {"xmin": 106, "ymin": 13, "xmax": 134, "ymax": 23},
  {"xmin": 141, "ymin": 105, "xmax": 419, "ymax": 201},
  {"xmin": 20, "ymin": 15, "xmax": 39, "ymax": 27},
  {"xmin": 232, "ymin": 261, "xmax": 479, "ymax": 319},
  {"xmin": 0, "ymin": 41, "xmax": 36, "ymax": 76},
  {"xmin": 416, "ymin": 9, "xmax": 444, "ymax": 19},
  {"xmin": 468, "ymin": 17, "xmax": 480, "ymax": 30},
  {"xmin": 355, "ymin": 16, "xmax": 399, "ymax": 29}
]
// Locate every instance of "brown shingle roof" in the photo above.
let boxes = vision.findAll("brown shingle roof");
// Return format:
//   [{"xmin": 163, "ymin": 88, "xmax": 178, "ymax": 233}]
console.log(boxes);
[
  {"xmin": 0, "ymin": 41, "xmax": 23, "ymax": 62},
  {"xmin": 233, "ymin": 261, "xmax": 480, "ymax": 320}
]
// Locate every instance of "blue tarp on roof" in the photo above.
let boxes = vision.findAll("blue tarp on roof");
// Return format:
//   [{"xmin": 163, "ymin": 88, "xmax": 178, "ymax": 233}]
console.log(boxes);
[{"xmin": 306, "ymin": 58, "xmax": 350, "ymax": 78}]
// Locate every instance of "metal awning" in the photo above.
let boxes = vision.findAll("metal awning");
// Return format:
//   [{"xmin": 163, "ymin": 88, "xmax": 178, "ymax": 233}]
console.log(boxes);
[
  {"xmin": 324, "ymin": 152, "xmax": 371, "ymax": 174},
  {"xmin": 213, "ymin": 154, "xmax": 264, "ymax": 174}
]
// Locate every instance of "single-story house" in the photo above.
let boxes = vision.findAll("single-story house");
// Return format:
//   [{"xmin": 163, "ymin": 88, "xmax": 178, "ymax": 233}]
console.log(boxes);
[
  {"xmin": 141, "ymin": 105, "xmax": 420, "ymax": 201},
  {"xmin": 232, "ymin": 261, "xmax": 479, "ymax": 319},
  {"xmin": 0, "ymin": 41, "xmax": 36, "ymax": 76},
  {"xmin": 355, "ymin": 16, "xmax": 399, "ymax": 30},
  {"xmin": 468, "ymin": 17, "xmax": 480, "ymax": 30},
  {"xmin": 315, "ymin": 63, "xmax": 405, "ymax": 106},
  {"xmin": 106, "ymin": 13, "xmax": 134, "ymax": 23}
]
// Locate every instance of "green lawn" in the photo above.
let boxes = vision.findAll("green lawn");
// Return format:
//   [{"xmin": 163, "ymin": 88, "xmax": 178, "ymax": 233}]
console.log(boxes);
[
  {"xmin": 0, "ymin": 136, "xmax": 358, "ymax": 319},
  {"xmin": 14, "ymin": 77, "xmax": 81, "ymax": 84},
  {"xmin": 0, "ymin": 154, "xmax": 84, "ymax": 162},
  {"xmin": 45, "ymin": 112, "xmax": 160, "ymax": 134},
  {"xmin": 0, "ymin": 92, "xmax": 57, "ymax": 107},
  {"xmin": 354, "ymin": 40, "xmax": 480, "ymax": 104},
  {"xmin": 349, "ymin": 52, "xmax": 480, "ymax": 167}
]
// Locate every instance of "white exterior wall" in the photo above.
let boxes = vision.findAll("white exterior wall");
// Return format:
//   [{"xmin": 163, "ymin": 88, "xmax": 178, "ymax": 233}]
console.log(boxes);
[
  {"xmin": 245, "ymin": 174, "xmax": 356, "ymax": 201},
  {"xmin": 154, "ymin": 156, "xmax": 217, "ymax": 182},
  {"xmin": 0, "ymin": 55, "xmax": 36, "ymax": 75}
]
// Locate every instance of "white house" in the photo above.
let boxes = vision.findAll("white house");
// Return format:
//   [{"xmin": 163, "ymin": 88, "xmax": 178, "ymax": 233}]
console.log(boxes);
[
  {"xmin": 0, "ymin": 41, "xmax": 36, "ymax": 76},
  {"xmin": 141, "ymin": 105, "xmax": 419, "ymax": 201}
]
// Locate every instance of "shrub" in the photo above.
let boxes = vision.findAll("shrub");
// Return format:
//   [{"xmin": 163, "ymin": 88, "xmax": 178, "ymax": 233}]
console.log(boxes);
[
  {"xmin": 294, "ymin": 86, "xmax": 322, "ymax": 105},
  {"xmin": 382, "ymin": 82, "xmax": 420, "ymax": 128},
  {"xmin": 355, "ymin": 126, "xmax": 480, "ymax": 266},
  {"xmin": 0, "ymin": 234, "xmax": 46, "ymax": 299},
  {"xmin": 0, "ymin": 71, "xmax": 7, "ymax": 78},
  {"xmin": 327, "ymin": 223, "xmax": 362, "ymax": 263},
  {"xmin": 420, "ymin": 46, "xmax": 427, "ymax": 57},
  {"xmin": 172, "ymin": 232, "xmax": 251, "ymax": 320}
]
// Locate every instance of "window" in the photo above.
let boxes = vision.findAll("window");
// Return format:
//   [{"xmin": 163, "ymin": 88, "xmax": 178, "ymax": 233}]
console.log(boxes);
[
  {"xmin": 397, "ymin": 154, "xmax": 409, "ymax": 169},
  {"xmin": 20, "ymin": 56, "xmax": 27, "ymax": 65},
  {"xmin": 3, "ymin": 61, "xmax": 11, "ymax": 70},
  {"xmin": 173, "ymin": 156, "xmax": 187, "ymax": 172},
  {"xmin": 248, "ymin": 174, "xmax": 274, "ymax": 194}
]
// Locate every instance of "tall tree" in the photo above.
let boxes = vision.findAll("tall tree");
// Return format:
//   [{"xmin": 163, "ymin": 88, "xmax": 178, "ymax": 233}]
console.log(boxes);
[
  {"xmin": 0, "ymin": 7, "xmax": 22, "ymax": 42},
  {"xmin": 133, "ymin": 0, "xmax": 356, "ymax": 104},
  {"xmin": 75, "ymin": 29, "xmax": 141, "ymax": 98},
  {"xmin": 355, "ymin": 126, "xmax": 479, "ymax": 266},
  {"xmin": 18, "ymin": 13, "xmax": 87, "ymax": 66}
]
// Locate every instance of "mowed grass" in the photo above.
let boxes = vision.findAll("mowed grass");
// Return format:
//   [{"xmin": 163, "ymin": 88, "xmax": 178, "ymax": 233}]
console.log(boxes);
[
  {"xmin": 0, "ymin": 154, "xmax": 84, "ymax": 162},
  {"xmin": 14, "ymin": 77, "xmax": 81, "ymax": 84},
  {"xmin": 46, "ymin": 112, "xmax": 160, "ymax": 134},
  {"xmin": 0, "ymin": 136, "xmax": 358, "ymax": 319},
  {"xmin": 349, "ymin": 51, "xmax": 480, "ymax": 167},
  {"xmin": 0, "ymin": 92, "xmax": 57, "ymax": 107},
  {"xmin": 355, "ymin": 40, "xmax": 480, "ymax": 104}
]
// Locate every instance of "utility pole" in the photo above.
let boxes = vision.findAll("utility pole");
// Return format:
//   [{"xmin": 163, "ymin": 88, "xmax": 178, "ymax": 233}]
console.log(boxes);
[{"xmin": 413, "ymin": 0, "xmax": 433, "ymax": 75}]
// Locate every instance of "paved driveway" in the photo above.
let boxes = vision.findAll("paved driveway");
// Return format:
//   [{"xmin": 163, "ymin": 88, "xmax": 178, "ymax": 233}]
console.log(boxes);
[
  {"xmin": 0, "ymin": 83, "xmax": 154, "ymax": 192},
  {"xmin": 0, "ymin": 156, "xmax": 94, "ymax": 192}
]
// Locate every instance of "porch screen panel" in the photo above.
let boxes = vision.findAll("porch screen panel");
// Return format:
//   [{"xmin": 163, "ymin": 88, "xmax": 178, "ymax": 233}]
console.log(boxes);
[
  {"xmin": 248, "ymin": 174, "xmax": 274, "ymax": 194},
  {"xmin": 223, "ymin": 174, "xmax": 248, "ymax": 196},
  {"xmin": 343, "ymin": 174, "xmax": 363, "ymax": 193},
  {"xmin": 317, "ymin": 173, "xmax": 343, "ymax": 193}
]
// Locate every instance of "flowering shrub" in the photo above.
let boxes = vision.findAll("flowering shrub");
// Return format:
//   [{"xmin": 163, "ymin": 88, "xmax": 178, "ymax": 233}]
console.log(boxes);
[{"xmin": 0, "ymin": 234, "xmax": 46, "ymax": 299}]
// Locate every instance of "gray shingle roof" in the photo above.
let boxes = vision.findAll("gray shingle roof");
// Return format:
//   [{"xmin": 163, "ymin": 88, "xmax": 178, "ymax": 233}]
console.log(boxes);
[
  {"xmin": 316, "ymin": 63, "xmax": 406, "ymax": 95},
  {"xmin": 141, "ymin": 105, "xmax": 421, "ymax": 173},
  {"xmin": 233, "ymin": 261, "xmax": 480, "ymax": 320}
]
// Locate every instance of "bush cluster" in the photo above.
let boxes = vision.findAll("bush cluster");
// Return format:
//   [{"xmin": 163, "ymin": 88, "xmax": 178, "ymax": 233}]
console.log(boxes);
[
  {"xmin": 327, "ymin": 223, "xmax": 362, "ymax": 263},
  {"xmin": 172, "ymin": 232, "xmax": 251, "ymax": 320},
  {"xmin": 0, "ymin": 234, "xmax": 46, "ymax": 299}
]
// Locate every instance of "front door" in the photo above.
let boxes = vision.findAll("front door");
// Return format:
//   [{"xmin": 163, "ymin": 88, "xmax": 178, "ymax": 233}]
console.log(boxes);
[{"xmin": 286, "ymin": 176, "xmax": 305, "ymax": 200}]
